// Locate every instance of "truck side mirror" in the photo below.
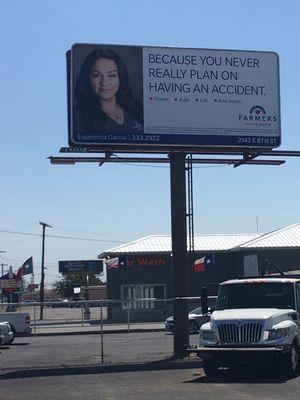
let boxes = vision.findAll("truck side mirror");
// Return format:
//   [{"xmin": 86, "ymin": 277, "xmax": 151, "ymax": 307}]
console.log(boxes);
[{"xmin": 201, "ymin": 286, "xmax": 208, "ymax": 315}]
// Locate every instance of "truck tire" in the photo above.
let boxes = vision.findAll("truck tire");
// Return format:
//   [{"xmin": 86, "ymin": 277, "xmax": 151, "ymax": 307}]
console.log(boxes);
[
  {"xmin": 202, "ymin": 358, "xmax": 219, "ymax": 377},
  {"xmin": 189, "ymin": 320, "xmax": 199, "ymax": 334},
  {"xmin": 283, "ymin": 343, "xmax": 299, "ymax": 377}
]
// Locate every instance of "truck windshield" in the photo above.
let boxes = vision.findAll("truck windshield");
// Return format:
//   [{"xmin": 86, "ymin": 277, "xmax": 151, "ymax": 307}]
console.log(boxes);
[{"xmin": 216, "ymin": 282, "xmax": 295, "ymax": 310}]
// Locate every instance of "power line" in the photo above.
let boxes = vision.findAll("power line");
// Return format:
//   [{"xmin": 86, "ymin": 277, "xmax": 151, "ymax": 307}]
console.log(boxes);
[
  {"xmin": 0, "ymin": 229, "xmax": 124, "ymax": 244},
  {"xmin": 0, "ymin": 238, "xmax": 38, "ymax": 247},
  {"xmin": 52, "ymin": 225, "xmax": 132, "ymax": 241},
  {"xmin": 47, "ymin": 234, "xmax": 123, "ymax": 243},
  {"xmin": 0, "ymin": 230, "xmax": 40, "ymax": 238}
]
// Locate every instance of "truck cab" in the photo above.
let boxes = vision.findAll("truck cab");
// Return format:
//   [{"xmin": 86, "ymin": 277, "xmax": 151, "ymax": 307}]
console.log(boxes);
[{"xmin": 191, "ymin": 277, "xmax": 300, "ymax": 377}]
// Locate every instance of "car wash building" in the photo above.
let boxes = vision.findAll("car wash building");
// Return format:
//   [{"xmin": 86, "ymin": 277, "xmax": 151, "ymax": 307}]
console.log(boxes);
[{"xmin": 98, "ymin": 224, "xmax": 300, "ymax": 323}]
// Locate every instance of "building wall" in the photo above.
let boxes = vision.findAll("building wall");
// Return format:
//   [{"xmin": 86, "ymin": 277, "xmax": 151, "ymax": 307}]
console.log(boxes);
[
  {"xmin": 235, "ymin": 249, "xmax": 300, "ymax": 275},
  {"xmin": 107, "ymin": 252, "xmax": 221, "ymax": 322},
  {"xmin": 107, "ymin": 253, "xmax": 172, "ymax": 322},
  {"xmin": 106, "ymin": 248, "xmax": 300, "ymax": 323}
]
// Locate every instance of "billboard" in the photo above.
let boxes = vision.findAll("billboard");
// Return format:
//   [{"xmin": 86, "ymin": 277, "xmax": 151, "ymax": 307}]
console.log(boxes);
[
  {"xmin": 69, "ymin": 43, "xmax": 280, "ymax": 149},
  {"xmin": 58, "ymin": 260, "xmax": 103, "ymax": 274},
  {"xmin": 0, "ymin": 279, "xmax": 22, "ymax": 289}
]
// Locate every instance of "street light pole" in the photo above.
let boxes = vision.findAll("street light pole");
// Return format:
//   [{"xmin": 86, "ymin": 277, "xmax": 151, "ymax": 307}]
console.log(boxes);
[{"xmin": 39, "ymin": 221, "xmax": 52, "ymax": 320}]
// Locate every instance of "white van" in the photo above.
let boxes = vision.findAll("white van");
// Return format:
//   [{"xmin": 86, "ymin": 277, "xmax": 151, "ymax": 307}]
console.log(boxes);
[{"xmin": 0, "ymin": 313, "xmax": 31, "ymax": 336}]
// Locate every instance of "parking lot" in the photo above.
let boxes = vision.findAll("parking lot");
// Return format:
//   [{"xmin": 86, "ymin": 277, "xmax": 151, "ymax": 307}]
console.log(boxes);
[{"xmin": 1, "ymin": 331, "xmax": 300, "ymax": 400}]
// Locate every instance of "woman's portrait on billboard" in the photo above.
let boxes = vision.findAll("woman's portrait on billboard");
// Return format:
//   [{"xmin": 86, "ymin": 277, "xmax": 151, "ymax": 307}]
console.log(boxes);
[{"xmin": 74, "ymin": 47, "xmax": 143, "ymax": 135}]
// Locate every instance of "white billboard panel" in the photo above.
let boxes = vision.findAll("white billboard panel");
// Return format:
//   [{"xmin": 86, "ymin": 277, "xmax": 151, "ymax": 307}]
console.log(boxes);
[
  {"xmin": 0, "ymin": 279, "xmax": 22, "ymax": 289},
  {"xmin": 69, "ymin": 44, "xmax": 280, "ymax": 149}
]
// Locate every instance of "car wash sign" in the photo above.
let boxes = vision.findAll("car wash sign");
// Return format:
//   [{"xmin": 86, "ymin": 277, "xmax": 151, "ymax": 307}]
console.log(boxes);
[{"xmin": 69, "ymin": 44, "xmax": 280, "ymax": 149}]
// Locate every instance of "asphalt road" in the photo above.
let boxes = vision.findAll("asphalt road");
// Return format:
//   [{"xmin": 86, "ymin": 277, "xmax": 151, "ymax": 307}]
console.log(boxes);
[{"xmin": 1, "ymin": 333, "xmax": 300, "ymax": 400}]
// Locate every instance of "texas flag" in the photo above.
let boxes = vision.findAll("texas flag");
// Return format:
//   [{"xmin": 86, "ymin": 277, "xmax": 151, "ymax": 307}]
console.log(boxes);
[
  {"xmin": 105, "ymin": 257, "xmax": 119, "ymax": 270},
  {"xmin": 15, "ymin": 257, "xmax": 33, "ymax": 281},
  {"xmin": 193, "ymin": 255, "xmax": 213, "ymax": 273},
  {"xmin": 105, "ymin": 256, "xmax": 127, "ymax": 271}
]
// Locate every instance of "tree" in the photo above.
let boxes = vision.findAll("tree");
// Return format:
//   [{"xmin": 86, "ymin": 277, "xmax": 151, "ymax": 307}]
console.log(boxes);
[{"xmin": 52, "ymin": 273, "xmax": 101, "ymax": 299}]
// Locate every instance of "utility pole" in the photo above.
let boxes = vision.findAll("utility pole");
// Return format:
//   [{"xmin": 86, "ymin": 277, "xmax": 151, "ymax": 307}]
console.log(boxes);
[
  {"xmin": 0, "ymin": 251, "xmax": 7, "ymax": 310},
  {"xmin": 39, "ymin": 221, "xmax": 52, "ymax": 320},
  {"xmin": 1, "ymin": 263, "xmax": 8, "ymax": 309}
]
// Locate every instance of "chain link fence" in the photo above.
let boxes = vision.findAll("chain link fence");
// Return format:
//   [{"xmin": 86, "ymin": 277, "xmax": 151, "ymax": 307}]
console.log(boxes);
[{"xmin": 0, "ymin": 297, "xmax": 216, "ymax": 365}]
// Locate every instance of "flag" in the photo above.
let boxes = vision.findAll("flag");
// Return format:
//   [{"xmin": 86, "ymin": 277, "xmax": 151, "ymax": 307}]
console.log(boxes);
[
  {"xmin": 105, "ymin": 257, "xmax": 119, "ymax": 270},
  {"xmin": 16, "ymin": 257, "xmax": 33, "ymax": 281},
  {"xmin": 105, "ymin": 256, "xmax": 127, "ymax": 271},
  {"xmin": 119, "ymin": 256, "xmax": 127, "ymax": 269},
  {"xmin": 0, "ymin": 272, "xmax": 11, "ymax": 280},
  {"xmin": 0, "ymin": 270, "xmax": 17, "ymax": 280},
  {"xmin": 193, "ymin": 257, "xmax": 206, "ymax": 273},
  {"xmin": 193, "ymin": 254, "xmax": 213, "ymax": 273}
]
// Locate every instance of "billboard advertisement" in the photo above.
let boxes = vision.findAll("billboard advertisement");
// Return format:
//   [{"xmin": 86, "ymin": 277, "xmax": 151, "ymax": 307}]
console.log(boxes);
[
  {"xmin": 69, "ymin": 43, "xmax": 280, "ymax": 149},
  {"xmin": 59, "ymin": 260, "xmax": 103, "ymax": 274},
  {"xmin": 0, "ymin": 279, "xmax": 21, "ymax": 289}
]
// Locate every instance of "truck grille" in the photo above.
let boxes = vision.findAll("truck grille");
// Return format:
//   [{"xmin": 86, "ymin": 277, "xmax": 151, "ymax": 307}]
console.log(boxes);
[{"xmin": 217, "ymin": 322, "xmax": 263, "ymax": 344}]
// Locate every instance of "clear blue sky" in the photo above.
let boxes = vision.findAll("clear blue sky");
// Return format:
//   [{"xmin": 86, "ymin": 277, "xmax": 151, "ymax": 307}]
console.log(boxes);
[{"xmin": 1, "ymin": 0, "xmax": 300, "ymax": 287}]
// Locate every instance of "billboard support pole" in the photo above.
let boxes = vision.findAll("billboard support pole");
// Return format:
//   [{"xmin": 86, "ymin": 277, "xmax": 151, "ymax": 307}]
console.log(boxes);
[{"xmin": 169, "ymin": 152, "xmax": 189, "ymax": 358}]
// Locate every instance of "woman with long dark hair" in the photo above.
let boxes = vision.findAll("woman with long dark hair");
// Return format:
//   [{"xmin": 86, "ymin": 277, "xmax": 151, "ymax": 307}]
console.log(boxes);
[{"xmin": 74, "ymin": 48, "xmax": 143, "ymax": 133}]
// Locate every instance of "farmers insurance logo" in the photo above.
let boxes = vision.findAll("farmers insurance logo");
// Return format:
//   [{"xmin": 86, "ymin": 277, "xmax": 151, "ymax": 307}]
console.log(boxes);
[
  {"xmin": 250, "ymin": 105, "xmax": 266, "ymax": 115},
  {"xmin": 239, "ymin": 105, "xmax": 278, "ymax": 123}
]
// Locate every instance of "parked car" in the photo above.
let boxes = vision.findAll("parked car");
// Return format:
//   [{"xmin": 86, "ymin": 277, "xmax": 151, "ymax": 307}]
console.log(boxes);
[
  {"xmin": 0, "ymin": 321, "xmax": 14, "ymax": 345},
  {"xmin": 49, "ymin": 299, "xmax": 70, "ymax": 308},
  {"xmin": 164, "ymin": 306, "xmax": 211, "ymax": 334},
  {"xmin": 80, "ymin": 300, "xmax": 102, "ymax": 307}
]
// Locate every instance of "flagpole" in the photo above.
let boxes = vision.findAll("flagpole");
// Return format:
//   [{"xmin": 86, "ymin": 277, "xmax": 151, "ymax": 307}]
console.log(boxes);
[
  {"xmin": 31, "ymin": 272, "xmax": 35, "ymax": 301},
  {"xmin": 30, "ymin": 257, "xmax": 35, "ymax": 301}
]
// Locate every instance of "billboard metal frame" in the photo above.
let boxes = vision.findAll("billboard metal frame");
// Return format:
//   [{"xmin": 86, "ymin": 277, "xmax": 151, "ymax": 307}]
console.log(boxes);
[{"xmin": 48, "ymin": 146, "xmax": 300, "ymax": 168}]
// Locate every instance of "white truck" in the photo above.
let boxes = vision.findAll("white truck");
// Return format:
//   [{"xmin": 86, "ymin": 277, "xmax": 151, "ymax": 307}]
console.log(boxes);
[
  {"xmin": 188, "ymin": 277, "xmax": 300, "ymax": 377},
  {"xmin": 0, "ymin": 312, "xmax": 31, "ymax": 337}
]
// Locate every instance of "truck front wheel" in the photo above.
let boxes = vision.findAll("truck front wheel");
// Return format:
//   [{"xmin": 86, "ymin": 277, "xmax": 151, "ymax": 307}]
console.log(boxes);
[
  {"xmin": 202, "ymin": 358, "xmax": 219, "ymax": 377},
  {"xmin": 283, "ymin": 343, "xmax": 299, "ymax": 377}
]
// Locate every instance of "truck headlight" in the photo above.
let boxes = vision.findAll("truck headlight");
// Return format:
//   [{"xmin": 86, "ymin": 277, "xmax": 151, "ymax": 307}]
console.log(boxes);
[
  {"xmin": 268, "ymin": 327, "xmax": 290, "ymax": 340},
  {"xmin": 201, "ymin": 330, "xmax": 217, "ymax": 341}
]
